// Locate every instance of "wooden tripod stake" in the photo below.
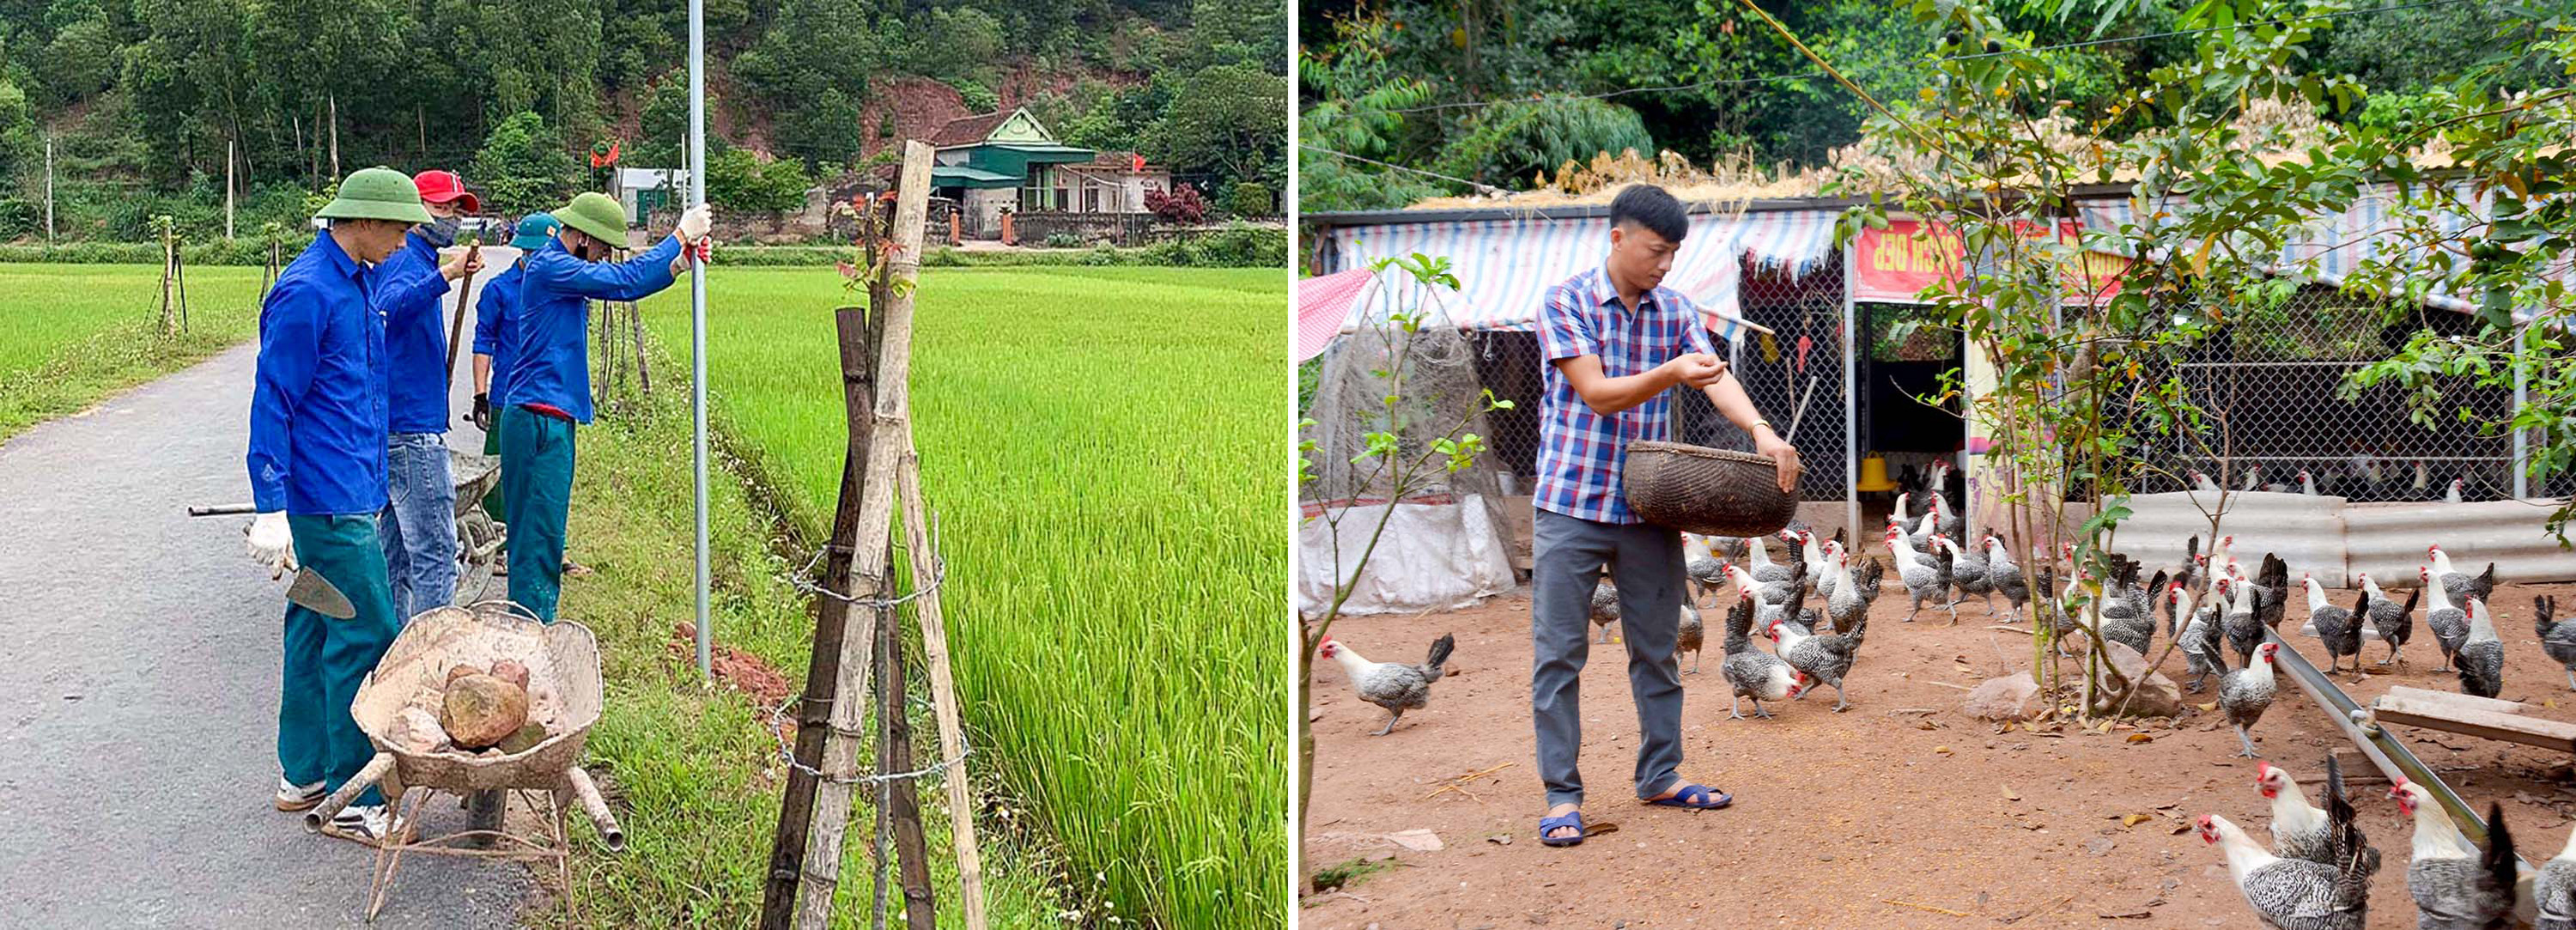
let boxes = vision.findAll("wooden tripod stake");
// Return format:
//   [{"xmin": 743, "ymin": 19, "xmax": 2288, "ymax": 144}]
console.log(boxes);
[{"xmin": 760, "ymin": 140, "xmax": 986, "ymax": 930}]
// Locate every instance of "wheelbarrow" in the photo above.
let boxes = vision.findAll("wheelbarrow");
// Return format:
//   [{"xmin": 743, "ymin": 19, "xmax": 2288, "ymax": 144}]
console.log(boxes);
[
  {"xmin": 305, "ymin": 601, "xmax": 621, "ymax": 921},
  {"xmin": 449, "ymin": 450, "xmax": 506, "ymax": 602}
]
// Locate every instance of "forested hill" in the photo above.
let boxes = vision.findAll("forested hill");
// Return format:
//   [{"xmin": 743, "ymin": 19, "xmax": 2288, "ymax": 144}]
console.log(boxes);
[
  {"xmin": 1298, "ymin": 0, "xmax": 2555, "ymax": 212},
  {"xmin": 0, "ymin": 0, "xmax": 1286, "ymax": 239}
]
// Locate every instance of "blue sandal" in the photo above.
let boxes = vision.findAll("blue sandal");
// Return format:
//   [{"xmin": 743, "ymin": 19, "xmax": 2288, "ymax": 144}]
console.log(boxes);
[
  {"xmin": 1537, "ymin": 811, "xmax": 1587, "ymax": 847},
  {"xmin": 1645, "ymin": 783, "xmax": 1732, "ymax": 810}
]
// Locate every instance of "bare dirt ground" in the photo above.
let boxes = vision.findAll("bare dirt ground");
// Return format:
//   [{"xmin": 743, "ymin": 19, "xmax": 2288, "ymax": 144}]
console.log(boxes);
[{"xmin": 1302, "ymin": 574, "xmax": 2576, "ymax": 929}]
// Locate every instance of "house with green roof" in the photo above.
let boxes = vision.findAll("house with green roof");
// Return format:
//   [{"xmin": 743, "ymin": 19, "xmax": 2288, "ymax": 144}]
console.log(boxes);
[{"xmin": 928, "ymin": 107, "xmax": 1170, "ymax": 239}]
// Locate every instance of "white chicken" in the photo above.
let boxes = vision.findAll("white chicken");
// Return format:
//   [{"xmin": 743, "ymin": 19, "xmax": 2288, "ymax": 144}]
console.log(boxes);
[
  {"xmin": 2390, "ymin": 780, "xmax": 2516, "ymax": 929},
  {"xmin": 1319, "ymin": 634, "xmax": 1455, "ymax": 736}
]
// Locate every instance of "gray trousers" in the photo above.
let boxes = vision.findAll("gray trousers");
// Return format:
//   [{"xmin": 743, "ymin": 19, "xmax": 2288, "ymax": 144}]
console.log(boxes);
[{"xmin": 1530, "ymin": 508, "xmax": 1687, "ymax": 808}]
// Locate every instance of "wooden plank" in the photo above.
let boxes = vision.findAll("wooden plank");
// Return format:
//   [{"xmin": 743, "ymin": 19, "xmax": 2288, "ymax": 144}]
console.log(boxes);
[
  {"xmin": 2380, "ymin": 684, "xmax": 2531, "ymax": 716},
  {"xmin": 900, "ymin": 452, "xmax": 987, "ymax": 930},
  {"xmin": 879, "ymin": 580, "xmax": 935, "ymax": 930},
  {"xmin": 791, "ymin": 141, "xmax": 935, "ymax": 930},
  {"xmin": 2372, "ymin": 696, "xmax": 2576, "ymax": 753}
]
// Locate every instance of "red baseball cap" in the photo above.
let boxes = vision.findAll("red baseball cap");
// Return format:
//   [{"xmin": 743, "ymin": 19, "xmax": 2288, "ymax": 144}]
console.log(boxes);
[{"xmin": 412, "ymin": 170, "xmax": 482, "ymax": 213}]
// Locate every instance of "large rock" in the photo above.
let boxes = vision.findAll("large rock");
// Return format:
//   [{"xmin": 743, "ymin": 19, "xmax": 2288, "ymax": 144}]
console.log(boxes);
[
  {"xmin": 2087, "ymin": 641, "xmax": 2184, "ymax": 719},
  {"xmin": 1963, "ymin": 672, "xmax": 2043, "ymax": 721}
]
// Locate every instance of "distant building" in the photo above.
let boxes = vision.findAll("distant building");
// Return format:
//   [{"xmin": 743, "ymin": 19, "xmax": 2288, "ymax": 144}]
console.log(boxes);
[
  {"xmin": 614, "ymin": 167, "xmax": 693, "ymax": 228},
  {"xmin": 928, "ymin": 108, "xmax": 1137, "ymax": 238}
]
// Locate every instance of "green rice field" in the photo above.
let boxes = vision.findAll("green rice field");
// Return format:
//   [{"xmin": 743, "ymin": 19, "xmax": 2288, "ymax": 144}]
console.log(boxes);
[
  {"xmin": 639, "ymin": 264, "xmax": 1288, "ymax": 928},
  {"xmin": 0, "ymin": 264, "xmax": 268, "ymax": 440}
]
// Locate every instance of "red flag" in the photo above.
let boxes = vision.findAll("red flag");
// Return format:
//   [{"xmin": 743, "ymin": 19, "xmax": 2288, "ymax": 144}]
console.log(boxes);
[
  {"xmin": 589, "ymin": 139, "xmax": 622, "ymax": 168},
  {"xmin": 1130, "ymin": 153, "xmax": 1145, "ymax": 173}
]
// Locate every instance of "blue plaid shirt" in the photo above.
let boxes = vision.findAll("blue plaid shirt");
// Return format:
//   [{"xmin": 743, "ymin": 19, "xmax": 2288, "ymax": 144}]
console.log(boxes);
[{"xmin": 1534, "ymin": 264, "xmax": 1716, "ymax": 524}]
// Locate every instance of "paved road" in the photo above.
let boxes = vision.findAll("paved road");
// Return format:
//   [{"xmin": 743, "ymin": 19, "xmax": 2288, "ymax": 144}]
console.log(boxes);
[{"xmin": 0, "ymin": 252, "xmax": 535, "ymax": 928}]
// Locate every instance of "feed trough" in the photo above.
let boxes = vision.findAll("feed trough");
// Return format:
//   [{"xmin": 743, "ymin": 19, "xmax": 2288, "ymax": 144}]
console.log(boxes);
[{"xmin": 305, "ymin": 601, "xmax": 620, "ymax": 921}]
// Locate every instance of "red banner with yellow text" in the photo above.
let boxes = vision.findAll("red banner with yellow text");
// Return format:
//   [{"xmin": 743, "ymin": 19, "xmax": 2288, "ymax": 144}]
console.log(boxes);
[{"xmin": 1852, "ymin": 217, "xmax": 2127, "ymax": 306}]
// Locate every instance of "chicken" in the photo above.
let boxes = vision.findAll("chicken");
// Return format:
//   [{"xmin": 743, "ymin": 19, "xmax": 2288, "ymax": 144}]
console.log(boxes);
[
  {"xmin": 2193, "ymin": 469, "xmax": 2224, "ymax": 494},
  {"xmin": 2218, "ymin": 641, "xmax": 2281, "ymax": 758},
  {"xmin": 2300, "ymin": 574, "xmax": 2363, "ymax": 673},
  {"xmin": 2256, "ymin": 760, "xmax": 2334, "ymax": 866},
  {"xmin": 2244, "ymin": 465, "xmax": 2265, "ymax": 492},
  {"xmin": 1719, "ymin": 588, "xmax": 1805, "ymax": 720},
  {"xmin": 2093, "ymin": 579, "xmax": 2158, "ymax": 658},
  {"xmin": 2445, "ymin": 477, "xmax": 2466, "ymax": 503},
  {"xmin": 2427, "ymin": 545, "xmax": 2498, "ymax": 605},
  {"xmin": 1746, "ymin": 533, "xmax": 1790, "ymax": 585},
  {"xmin": 2356, "ymin": 573, "xmax": 2417, "ymax": 667},
  {"xmin": 1684, "ymin": 537, "xmax": 1728, "ymax": 608},
  {"xmin": 1931, "ymin": 489, "xmax": 1963, "ymax": 541},
  {"xmin": 2213, "ymin": 533, "xmax": 2244, "ymax": 581},
  {"xmin": 2537, "ymin": 820, "xmax": 2576, "ymax": 930},
  {"xmin": 1771, "ymin": 605, "xmax": 1866, "ymax": 712},
  {"xmin": 1320, "ymin": 633, "xmax": 1455, "ymax": 736},
  {"xmin": 2298, "ymin": 470, "xmax": 2320, "ymax": 495},
  {"xmin": 1888, "ymin": 527, "xmax": 1953, "ymax": 623},
  {"xmin": 1822, "ymin": 551, "xmax": 1872, "ymax": 634},
  {"xmin": 2456, "ymin": 597, "xmax": 2505, "ymax": 699},
  {"xmin": 2174, "ymin": 583, "xmax": 2223, "ymax": 692},
  {"xmin": 1933, "ymin": 535, "xmax": 1993, "ymax": 614},
  {"xmin": 1589, "ymin": 575, "xmax": 1619, "ymax": 644},
  {"xmin": 2536, "ymin": 595, "xmax": 2576, "ymax": 690},
  {"xmin": 1677, "ymin": 605, "xmax": 1705, "ymax": 674},
  {"xmin": 2420, "ymin": 566, "xmax": 2469, "ymax": 672},
  {"xmin": 2222, "ymin": 574, "xmax": 2265, "ymax": 669},
  {"xmin": 2197, "ymin": 769, "xmax": 2377, "ymax": 930},
  {"xmin": 1985, "ymin": 536, "xmax": 2028, "ymax": 613},
  {"xmin": 1783, "ymin": 528, "xmax": 1831, "ymax": 594},
  {"xmin": 2391, "ymin": 780, "xmax": 2516, "ymax": 930}
]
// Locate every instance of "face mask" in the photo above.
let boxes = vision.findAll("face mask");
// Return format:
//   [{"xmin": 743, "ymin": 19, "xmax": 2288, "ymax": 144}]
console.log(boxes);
[{"xmin": 419, "ymin": 214, "xmax": 461, "ymax": 246}]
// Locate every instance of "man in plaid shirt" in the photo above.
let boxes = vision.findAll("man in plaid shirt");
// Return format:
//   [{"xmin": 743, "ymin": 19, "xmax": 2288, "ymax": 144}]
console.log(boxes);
[{"xmin": 1531, "ymin": 185, "xmax": 1801, "ymax": 847}]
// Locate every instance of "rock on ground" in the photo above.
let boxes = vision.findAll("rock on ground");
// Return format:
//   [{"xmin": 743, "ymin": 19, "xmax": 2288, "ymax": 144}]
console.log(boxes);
[
  {"xmin": 2087, "ymin": 641, "xmax": 2184, "ymax": 718},
  {"xmin": 1962, "ymin": 672, "xmax": 2042, "ymax": 721}
]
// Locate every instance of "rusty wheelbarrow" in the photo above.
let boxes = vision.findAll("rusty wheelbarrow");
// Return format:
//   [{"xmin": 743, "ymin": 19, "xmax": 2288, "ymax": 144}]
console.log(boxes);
[{"xmin": 305, "ymin": 601, "xmax": 620, "ymax": 921}]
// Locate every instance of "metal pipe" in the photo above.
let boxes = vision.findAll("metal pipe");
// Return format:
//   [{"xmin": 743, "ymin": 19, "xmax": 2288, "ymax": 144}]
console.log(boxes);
[
  {"xmin": 304, "ymin": 751, "xmax": 395, "ymax": 830},
  {"xmin": 566, "ymin": 766, "xmax": 626, "ymax": 851},
  {"xmin": 1842, "ymin": 243, "xmax": 1859, "ymax": 538},
  {"xmin": 2513, "ymin": 320, "xmax": 2530, "ymax": 501},
  {"xmin": 688, "ymin": 0, "xmax": 713, "ymax": 681}
]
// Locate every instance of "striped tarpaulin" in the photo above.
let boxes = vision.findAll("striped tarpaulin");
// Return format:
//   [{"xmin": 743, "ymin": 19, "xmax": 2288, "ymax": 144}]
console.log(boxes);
[
  {"xmin": 2076, "ymin": 186, "xmax": 2504, "ymax": 315},
  {"xmin": 1324, "ymin": 210, "xmax": 1837, "ymax": 339},
  {"xmin": 1297, "ymin": 269, "xmax": 1376, "ymax": 363}
]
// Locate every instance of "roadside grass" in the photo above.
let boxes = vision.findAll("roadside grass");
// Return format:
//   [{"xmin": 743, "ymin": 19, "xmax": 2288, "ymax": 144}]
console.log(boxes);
[
  {"xmin": 0, "ymin": 264, "xmax": 267, "ymax": 441},
  {"xmin": 638, "ymin": 264, "xmax": 1289, "ymax": 927},
  {"xmin": 540, "ymin": 356, "xmax": 1076, "ymax": 928}
]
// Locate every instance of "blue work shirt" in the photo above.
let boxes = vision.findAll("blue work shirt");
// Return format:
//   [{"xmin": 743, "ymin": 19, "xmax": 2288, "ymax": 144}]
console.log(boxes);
[
  {"xmin": 501, "ymin": 235, "xmax": 683, "ymax": 424},
  {"xmin": 374, "ymin": 232, "xmax": 454, "ymax": 434},
  {"xmin": 471, "ymin": 259, "xmax": 526, "ymax": 404},
  {"xmin": 247, "ymin": 231, "xmax": 388, "ymax": 515}
]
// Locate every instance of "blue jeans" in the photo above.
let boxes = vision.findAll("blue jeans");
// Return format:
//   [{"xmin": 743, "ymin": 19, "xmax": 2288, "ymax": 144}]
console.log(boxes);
[{"xmin": 381, "ymin": 432, "xmax": 458, "ymax": 622}]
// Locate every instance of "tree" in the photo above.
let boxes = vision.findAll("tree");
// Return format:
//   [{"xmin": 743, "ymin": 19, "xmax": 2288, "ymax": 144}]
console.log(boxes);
[
  {"xmin": 1145, "ymin": 63, "xmax": 1286, "ymax": 191},
  {"xmin": 33, "ymin": 10, "xmax": 112, "ymax": 106},
  {"xmin": 0, "ymin": 76, "xmax": 33, "ymax": 179},
  {"xmin": 1429, "ymin": 97, "xmax": 1652, "ymax": 189},
  {"xmin": 898, "ymin": 7, "xmax": 1004, "ymax": 84},
  {"xmin": 471, "ymin": 111, "xmax": 580, "ymax": 217},
  {"xmin": 703, "ymin": 148, "xmax": 807, "ymax": 214},
  {"xmin": 732, "ymin": 0, "xmax": 878, "ymax": 167}
]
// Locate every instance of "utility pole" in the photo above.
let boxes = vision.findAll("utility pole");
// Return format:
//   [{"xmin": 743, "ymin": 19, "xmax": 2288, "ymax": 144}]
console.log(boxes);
[
  {"xmin": 45, "ymin": 136, "xmax": 55, "ymax": 242},
  {"xmin": 689, "ymin": 0, "xmax": 713, "ymax": 680},
  {"xmin": 328, "ymin": 94, "xmax": 341, "ymax": 180},
  {"xmin": 226, "ymin": 138, "xmax": 237, "ymax": 240}
]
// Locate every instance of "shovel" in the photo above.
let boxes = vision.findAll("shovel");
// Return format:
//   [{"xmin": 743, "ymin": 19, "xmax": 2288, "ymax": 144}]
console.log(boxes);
[{"xmin": 188, "ymin": 504, "xmax": 359, "ymax": 618}]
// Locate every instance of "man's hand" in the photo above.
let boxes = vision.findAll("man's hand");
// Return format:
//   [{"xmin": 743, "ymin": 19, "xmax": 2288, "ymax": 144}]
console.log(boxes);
[
  {"xmin": 470, "ymin": 392, "xmax": 491, "ymax": 431},
  {"xmin": 440, "ymin": 246, "xmax": 486, "ymax": 281},
  {"xmin": 676, "ymin": 204, "xmax": 713, "ymax": 243},
  {"xmin": 1666, "ymin": 352, "xmax": 1728, "ymax": 389},
  {"xmin": 246, "ymin": 511, "xmax": 295, "ymax": 578},
  {"xmin": 1754, "ymin": 429, "xmax": 1802, "ymax": 495}
]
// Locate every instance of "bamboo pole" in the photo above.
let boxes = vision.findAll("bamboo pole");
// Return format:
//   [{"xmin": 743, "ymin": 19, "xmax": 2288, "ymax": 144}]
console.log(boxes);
[
  {"xmin": 880, "ymin": 595, "xmax": 936, "ymax": 930},
  {"xmin": 899, "ymin": 452, "xmax": 988, "ymax": 929}
]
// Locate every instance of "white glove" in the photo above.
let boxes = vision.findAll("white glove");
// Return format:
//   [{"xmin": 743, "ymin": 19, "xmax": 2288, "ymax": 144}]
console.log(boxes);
[
  {"xmin": 246, "ymin": 511, "xmax": 295, "ymax": 576},
  {"xmin": 676, "ymin": 204, "xmax": 713, "ymax": 243}
]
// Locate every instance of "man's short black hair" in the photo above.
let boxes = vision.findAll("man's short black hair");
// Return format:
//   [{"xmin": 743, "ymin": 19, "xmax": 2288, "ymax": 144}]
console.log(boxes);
[{"xmin": 1608, "ymin": 185, "xmax": 1689, "ymax": 243}]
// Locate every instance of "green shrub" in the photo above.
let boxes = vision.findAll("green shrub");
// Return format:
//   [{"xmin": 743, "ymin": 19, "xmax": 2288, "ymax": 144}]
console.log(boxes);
[
  {"xmin": 1224, "ymin": 181, "xmax": 1274, "ymax": 218},
  {"xmin": 1042, "ymin": 232, "xmax": 1084, "ymax": 249},
  {"xmin": 1133, "ymin": 222, "xmax": 1285, "ymax": 268}
]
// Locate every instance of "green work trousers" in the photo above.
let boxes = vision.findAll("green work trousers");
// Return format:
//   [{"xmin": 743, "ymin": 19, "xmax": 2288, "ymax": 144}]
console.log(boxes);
[
  {"xmin": 501, "ymin": 405, "xmax": 575, "ymax": 623},
  {"xmin": 480, "ymin": 422, "xmax": 507, "ymax": 528},
  {"xmin": 279, "ymin": 514, "xmax": 401, "ymax": 807}
]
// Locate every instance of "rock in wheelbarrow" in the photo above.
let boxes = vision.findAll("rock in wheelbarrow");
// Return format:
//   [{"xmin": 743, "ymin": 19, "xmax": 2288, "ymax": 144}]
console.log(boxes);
[{"xmin": 440, "ymin": 673, "xmax": 530, "ymax": 749}]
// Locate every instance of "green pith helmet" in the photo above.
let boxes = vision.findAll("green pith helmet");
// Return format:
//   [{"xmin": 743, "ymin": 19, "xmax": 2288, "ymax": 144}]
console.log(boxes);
[
  {"xmin": 314, "ymin": 167, "xmax": 434, "ymax": 224},
  {"xmin": 550, "ymin": 191, "xmax": 630, "ymax": 245}
]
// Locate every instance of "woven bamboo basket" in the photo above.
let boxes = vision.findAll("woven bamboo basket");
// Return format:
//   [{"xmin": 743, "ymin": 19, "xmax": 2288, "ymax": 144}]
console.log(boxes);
[{"xmin": 1621, "ymin": 441, "xmax": 1798, "ymax": 537}]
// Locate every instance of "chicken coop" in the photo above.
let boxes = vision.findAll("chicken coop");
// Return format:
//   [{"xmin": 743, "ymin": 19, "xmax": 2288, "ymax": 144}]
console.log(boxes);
[{"xmin": 1300, "ymin": 185, "xmax": 2571, "ymax": 592}]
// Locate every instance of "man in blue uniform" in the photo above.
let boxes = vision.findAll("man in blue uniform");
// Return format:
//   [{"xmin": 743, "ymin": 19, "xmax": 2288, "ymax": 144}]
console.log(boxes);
[
  {"xmin": 498, "ymin": 192, "xmax": 710, "ymax": 621},
  {"xmin": 466, "ymin": 213, "xmax": 563, "ymax": 556},
  {"xmin": 244, "ymin": 167, "xmax": 431, "ymax": 844},
  {"xmin": 371, "ymin": 169, "xmax": 486, "ymax": 621}
]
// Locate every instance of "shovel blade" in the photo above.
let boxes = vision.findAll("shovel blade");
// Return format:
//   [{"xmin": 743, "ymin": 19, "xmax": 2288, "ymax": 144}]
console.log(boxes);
[{"xmin": 287, "ymin": 567, "xmax": 357, "ymax": 619}]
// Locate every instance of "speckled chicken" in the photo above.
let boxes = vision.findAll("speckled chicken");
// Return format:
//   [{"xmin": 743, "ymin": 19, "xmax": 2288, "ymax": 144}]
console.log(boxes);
[
  {"xmin": 1320, "ymin": 633, "xmax": 1455, "ymax": 736},
  {"xmin": 1746, "ymin": 533, "xmax": 1791, "ymax": 585},
  {"xmin": 1985, "ymin": 536, "xmax": 2028, "ymax": 614},
  {"xmin": 2535, "ymin": 820, "xmax": 2576, "ymax": 930},
  {"xmin": 1677, "ymin": 604, "xmax": 1705, "ymax": 673},
  {"xmin": 1932, "ymin": 535, "xmax": 1993, "ymax": 614},
  {"xmin": 1684, "ymin": 537, "xmax": 1727, "ymax": 609},
  {"xmin": 1889, "ymin": 526, "xmax": 1953, "ymax": 623},
  {"xmin": 2391, "ymin": 780, "xmax": 2516, "ymax": 930},
  {"xmin": 1771, "ymin": 606, "xmax": 1865, "ymax": 712},
  {"xmin": 2198, "ymin": 765, "xmax": 2376, "ymax": 930},
  {"xmin": 2255, "ymin": 760, "xmax": 2336, "ymax": 867},
  {"xmin": 1589, "ymin": 575, "xmax": 1619, "ymax": 643},
  {"xmin": 2356, "ymin": 573, "xmax": 2417, "ymax": 667},
  {"xmin": 1824, "ymin": 552, "xmax": 1870, "ymax": 635},
  {"xmin": 2427, "ymin": 544, "xmax": 2498, "ymax": 605},
  {"xmin": 2533, "ymin": 595, "xmax": 2576, "ymax": 690},
  {"xmin": 1720, "ymin": 588, "xmax": 1804, "ymax": 720},
  {"xmin": 2420, "ymin": 566, "xmax": 2469, "ymax": 672},
  {"xmin": 2456, "ymin": 597, "xmax": 2504, "ymax": 699},
  {"xmin": 2172, "ymin": 583, "xmax": 2222, "ymax": 692},
  {"xmin": 2300, "ymin": 574, "xmax": 2364, "ymax": 673},
  {"xmin": 2223, "ymin": 574, "xmax": 2265, "ymax": 669},
  {"xmin": 2215, "ymin": 637, "xmax": 2281, "ymax": 759}
]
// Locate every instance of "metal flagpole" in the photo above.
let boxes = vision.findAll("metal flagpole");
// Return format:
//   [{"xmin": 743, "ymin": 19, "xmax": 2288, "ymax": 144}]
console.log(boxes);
[
  {"xmin": 689, "ymin": 0, "xmax": 714, "ymax": 679},
  {"xmin": 1842, "ymin": 241, "xmax": 1859, "ymax": 539}
]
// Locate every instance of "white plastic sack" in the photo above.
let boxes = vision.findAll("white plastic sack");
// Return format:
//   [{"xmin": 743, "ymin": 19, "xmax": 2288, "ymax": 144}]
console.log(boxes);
[{"xmin": 1297, "ymin": 495, "xmax": 1516, "ymax": 617}]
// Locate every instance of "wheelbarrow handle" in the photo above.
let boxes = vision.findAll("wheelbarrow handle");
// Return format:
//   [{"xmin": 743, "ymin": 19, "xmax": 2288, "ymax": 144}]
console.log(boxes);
[
  {"xmin": 566, "ymin": 766, "xmax": 626, "ymax": 853},
  {"xmin": 187, "ymin": 503, "xmax": 258, "ymax": 517},
  {"xmin": 305, "ymin": 751, "xmax": 395, "ymax": 832}
]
